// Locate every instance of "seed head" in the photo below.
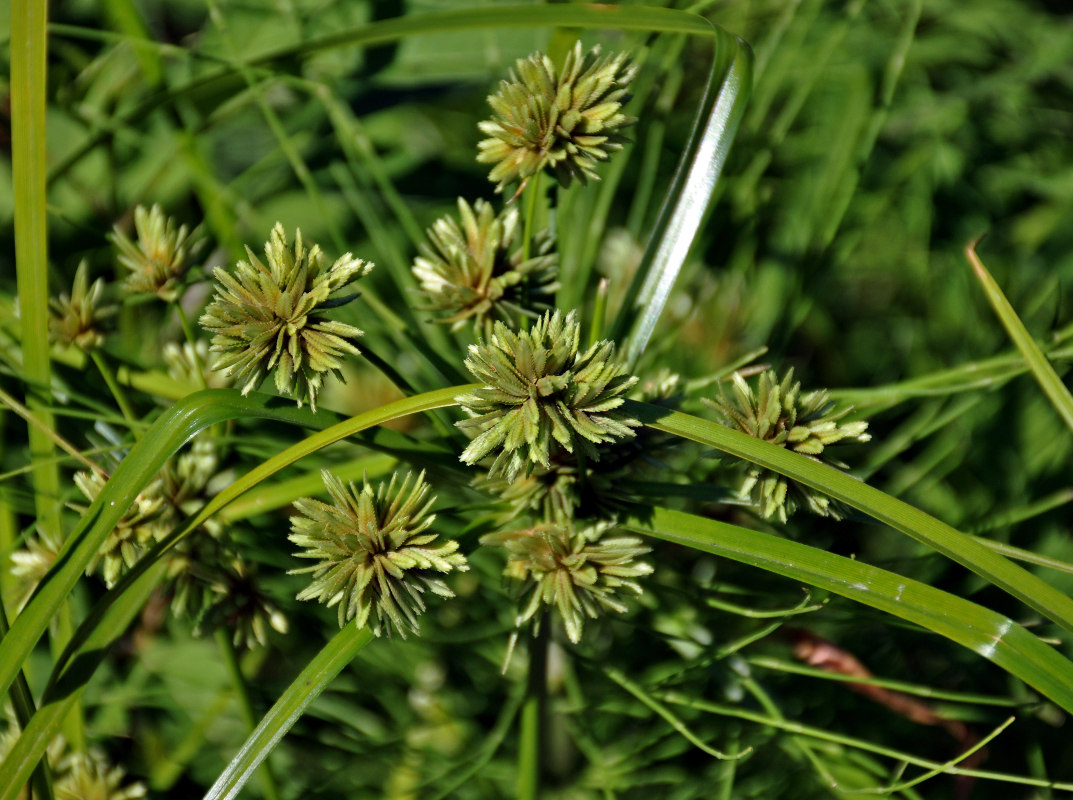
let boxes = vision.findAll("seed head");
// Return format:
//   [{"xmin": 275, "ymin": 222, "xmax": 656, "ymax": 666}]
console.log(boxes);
[
  {"xmin": 199, "ymin": 223, "xmax": 373, "ymax": 411},
  {"xmin": 74, "ymin": 471, "xmax": 168, "ymax": 588},
  {"xmin": 289, "ymin": 470, "xmax": 468, "ymax": 637},
  {"xmin": 478, "ymin": 42, "xmax": 636, "ymax": 196},
  {"xmin": 195, "ymin": 554, "xmax": 290, "ymax": 650},
  {"xmin": 705, "ymin": 369, "xmax": 871, "ymax": 521},
  {"xmin": 111, "ymin": 204, "xmax": 199, "ymax": 301},
  {"xmin": 48, "ymin": 261, "xmax": 117, "ymax": 351},
  {"xmin": 456, "ymin": 310, "xmax": 639, "ymax": 482},
  {"xmin": 413, "ymin": 197, "xmax": 558, "ymax": 333},
  {"xmin": 482, "ymin": 521, "xmax": 651, "ymax": 644}
]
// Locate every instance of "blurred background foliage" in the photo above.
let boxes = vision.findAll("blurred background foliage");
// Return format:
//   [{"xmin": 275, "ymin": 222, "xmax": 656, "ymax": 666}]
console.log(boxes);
[{"xmin": 2, "ymin": 0, "xmax": 1073, "ymax": 797}]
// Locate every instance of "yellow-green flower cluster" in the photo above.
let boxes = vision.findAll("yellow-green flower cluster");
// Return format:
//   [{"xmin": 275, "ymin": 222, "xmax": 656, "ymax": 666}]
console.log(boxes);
[
  {"xmin": 48, "ymin": 261, "xmax": 117, "ymax": 351},
  {"xmin": 111, "ymin": 204, "xmax": 198, "ymax": 301},
  {"xmin": 413, "ymin": 197, "xmax": 558, "ymax": 333},
  {"xmin": 482, "ymin": 521, "xmax": 651, "ymax": 644},
  {"xmin": 705, "ymin": 369, "xmax": 871, "ymax": 521},
  {"xmin": 478, "ymin": 42, "xmax": 636, "ymax": 195},
  {"xmin": 456, "ymin": 310, "xmax": 639, "ymax": 482},
  {"xmin": 289, "ymin": 470, "xmax": 468, "ymax": 637},
  {"xmin": 200, "ymin": 223, "xmax": 373, "ymax": 410},
  {"xmin": 74, "ymin": 470, "xmax": 168, "ymax": 588}
]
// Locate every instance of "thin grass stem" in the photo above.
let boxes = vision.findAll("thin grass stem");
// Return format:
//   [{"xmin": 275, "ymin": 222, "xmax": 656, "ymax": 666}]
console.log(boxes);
[{"xmin": 89, "ymin": 350, "xmax": 138, "ymax": 429}]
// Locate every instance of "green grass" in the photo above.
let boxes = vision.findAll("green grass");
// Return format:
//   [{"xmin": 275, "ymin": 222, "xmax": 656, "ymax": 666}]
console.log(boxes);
[{"xmin": 3, "ymin": 1, "xmax": 1073, "ymax": 798}]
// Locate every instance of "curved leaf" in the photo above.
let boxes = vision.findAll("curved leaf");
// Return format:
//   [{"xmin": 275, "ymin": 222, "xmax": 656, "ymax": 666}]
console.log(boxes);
[
  {"xmin": 625, "ymin": 506, "xmax": 1073, "ymax": 713},
  {"xmin": 626, "ymin": 400, "xmax": 1073, "ymax": 635},
  {"xmin": 610, "ymin": 29, "xmax": 753, "ymax": 366}
]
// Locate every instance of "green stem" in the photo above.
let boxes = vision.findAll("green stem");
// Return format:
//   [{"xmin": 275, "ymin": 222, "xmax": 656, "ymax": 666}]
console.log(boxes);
[
  {"xmin": 89, "ymin": 350, "xmax": 138, "ymax": 429},
  {"xmin": 517, "ymin": 618, "xmax": 547, "ymax": 800},
  {"xmin": 214, "ymin": 629, "xmax": 281, "ymax": 800},
  {"xmin": 522, "ymin": 172, "xmax": 542, "ymax": 264},
  {"xmin": 174, "ymin": 303, "xmax": 208, "ymax": 389}
]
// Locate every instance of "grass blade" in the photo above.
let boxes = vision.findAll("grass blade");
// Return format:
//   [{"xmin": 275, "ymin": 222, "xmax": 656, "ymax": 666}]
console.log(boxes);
[
  {"xmin": 626, "ymin": 400, "xmax": 1073, "ymax": 635},
  {"xmin": 624, "ymin": 506, "xmax": 1073, "ymax": 714},
  {"xmin": 11, "ymin": 0, "xmax": 62, "ymax": 550},
  {"xmin": 610, "ymin": 29, "xmax": 753, "ymax": 366},
  {"xmin": 965, "ymin": 239, "xmax": 1073, "ymax": 435},
  {"xmin": 203, "ymin": 625, "xmax": 375, "ymax": 800}
]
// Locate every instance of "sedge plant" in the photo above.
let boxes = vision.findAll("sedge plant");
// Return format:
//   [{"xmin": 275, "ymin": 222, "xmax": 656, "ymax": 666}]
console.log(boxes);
[{"xmin": 4, "ymin": 4, "xmax": 1073, "ymax": 800}]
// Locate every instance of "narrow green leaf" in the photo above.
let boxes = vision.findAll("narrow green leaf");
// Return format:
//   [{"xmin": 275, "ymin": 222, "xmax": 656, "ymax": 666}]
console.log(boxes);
[
  {"xmin": 966, "ymin": 240, "xmax": 1073, "ymax": 435},
  {"xmin": 626, "ymin": 400, "xmax": 1073, "ymax": 635},
  {"xmin": 12, "ymin": 0, "xmax": 62, "ymax": 551},
  {"xmin": 624, "ymin": 506, "xmax": 1073, "ymax": 714},
  {"xmin": 203, "ymin": 625, "xmax": 375, "ymax": 800}
]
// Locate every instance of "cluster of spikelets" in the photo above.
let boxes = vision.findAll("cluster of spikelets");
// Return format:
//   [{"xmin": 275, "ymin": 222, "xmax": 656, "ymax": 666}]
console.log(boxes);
[
  {"xmin": 481, "ymin": 521, "xmax": 651, "ymax": 644},
  {"xmin": 288, "ymin": 470, "xmax": 468, "ymax": 638},
  {"xmin": 200, "ymin": 223, "xmax": 373, "ymax": 411},
  {"xmin": 111, "ymin": 203, "xmax": 200, "ymax": 302},
  {"xmin": 478, "ymin": 41, "xmax": 637, "ymax": 197},
  {"xmin": 48, "ymin": 262, "xmax": 117, "ymax": 350},
  {"xmin": 413, "ymin": 197, "xmax": 559, "ymax": 333},
  {"xmin": 705, "ymin": 369, "xmax": 871, "ymax": 522},
  {"xmin": 455, "ymin": 309, "xmax": 640, "ymax": 482}
]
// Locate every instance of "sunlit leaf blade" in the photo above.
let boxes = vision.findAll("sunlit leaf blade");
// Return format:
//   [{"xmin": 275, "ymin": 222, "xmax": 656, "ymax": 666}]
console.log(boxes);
[
  {"xmin": 625, "ymin": 506, "xmax": 1073, "ymax": 714},
  {"xmin": 966, "ymin": 240, "xmax": 1073, "ymax": 435},
  {"xmin": 627, "ymin": 400, "xmax": 1073, "ymax": 635},
  {"xmin": 204, "ymin": 626, "xmax": 375, "ymax": 800},
  {"xmin": 611, "ymin": 29, "xmax": 753, "ymax": 366}
]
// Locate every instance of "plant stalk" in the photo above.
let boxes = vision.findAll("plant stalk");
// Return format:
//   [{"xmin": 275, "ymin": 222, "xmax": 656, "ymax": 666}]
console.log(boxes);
[
  {"xmin": 517, "ymin": 618, "xmax": 548, "ymax": 800},
  {"xmin": 90, "ymin": 350, "xmax": 139, "ymax": 429}
]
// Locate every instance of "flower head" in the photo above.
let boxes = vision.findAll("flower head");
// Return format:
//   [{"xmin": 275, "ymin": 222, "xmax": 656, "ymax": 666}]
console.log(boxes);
[
  {"xmin": 289, "ymin": 470, "xmax": 468, "ymax": 637},
  {"xmin": 74, "ymin": 471, "xmax": 168, "ymax": 588},
  {"xmin": 194, "ymin": 554, "xmax": 290, "ymax": 650},
  {"xmin": 482, "ymin": 521, "xmax": 651, "ymax": 644},
  {"xmin": 163, "ymin": 340, "xmax": 234, "ymax": 390},
  {"xmin": 110, "ymin": 204, "xmax": 199, "ymax": 301},
  {"xmin": 478, "ymin": 42, "xmax": 636, "ymax": 196},
  {"xmin": 199, "ymin": 223, "xmax": 373, "ymax": 410},
  {"xmin": 48, "ymin": 261, "xmax": 117, "ymax": 350},
  {"xmin": 9, "ymin": 534, "xmax": 61, "ymax": 612},
  {"xmin": 704, "ymin": 369, "xmax": 871, "ymax": 522},
  {"xmin": 413, "ymin": 197, "xmax": 558, "ymax": 333},
  {"xmin": 456, "ymin": 310, "xmax": 639, "ymax": 482}
]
